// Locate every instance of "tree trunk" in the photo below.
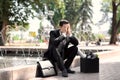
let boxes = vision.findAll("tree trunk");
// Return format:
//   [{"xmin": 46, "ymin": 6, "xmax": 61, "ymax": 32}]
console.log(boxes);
[
  {"xmin": 109, "ymin": 1, "xmax": 117, "ymax": 45},
  {"xmin": 0, "ymin": 21, "xmax": 4, "ymax": 45},
  {"xmin": 0, "ymin": 20, "xmax": 8, "ymax": 46},
  {"xmin": 110, "ymin": 28, "xmax": 117, "ymax": 44}
]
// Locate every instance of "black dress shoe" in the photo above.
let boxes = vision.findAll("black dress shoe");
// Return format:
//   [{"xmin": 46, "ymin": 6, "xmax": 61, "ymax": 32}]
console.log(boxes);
[
  {"xmin": 67, "ymin": 69, "xmax": 75, "ymax": 74},
  {"xmin": 62, "ymin": 69, "xmax": 68, "ymax": 77}
]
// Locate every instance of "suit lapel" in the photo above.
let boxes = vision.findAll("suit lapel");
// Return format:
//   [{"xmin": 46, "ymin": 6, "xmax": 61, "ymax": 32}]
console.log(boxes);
[{"xmin": 55, "ymin": 29, "xmax": 61, "ymax": 37}]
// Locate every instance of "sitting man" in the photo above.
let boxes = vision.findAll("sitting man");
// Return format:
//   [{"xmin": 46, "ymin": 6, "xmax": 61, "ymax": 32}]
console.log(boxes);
[{"xmin": 44, "ymin": 20, "xmax": 86, "ymax": 77}]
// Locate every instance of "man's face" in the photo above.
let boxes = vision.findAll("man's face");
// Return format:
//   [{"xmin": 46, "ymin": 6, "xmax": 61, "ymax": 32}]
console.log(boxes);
[{"xmin": 60, "ymin": 23, "xmax": 70, "ymax": 33}]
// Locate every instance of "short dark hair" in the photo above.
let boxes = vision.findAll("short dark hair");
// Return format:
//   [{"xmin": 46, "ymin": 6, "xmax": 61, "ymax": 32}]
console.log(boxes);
[{"xmin": 59, "ymin": 20, "xmax": 69, "ymax": 27}]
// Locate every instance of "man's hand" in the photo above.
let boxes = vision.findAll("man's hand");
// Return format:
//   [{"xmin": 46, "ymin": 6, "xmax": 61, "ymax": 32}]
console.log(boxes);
[
  {"xmin": 60, "ymin": 25, "xmax": 68, "ymax": 34},
  {"xmin": 60, "ymin": 23, "xmax": 72, "ymax": 36},
  {"xmin": 66, "ymin": 24, "xmax": 72, "ymax": 36}
]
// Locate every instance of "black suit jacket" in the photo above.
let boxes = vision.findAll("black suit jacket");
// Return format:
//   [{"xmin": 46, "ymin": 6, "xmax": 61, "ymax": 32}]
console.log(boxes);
[{"xmin": 44, "ymin": 29, "xmax": 79, "ymax": 61}]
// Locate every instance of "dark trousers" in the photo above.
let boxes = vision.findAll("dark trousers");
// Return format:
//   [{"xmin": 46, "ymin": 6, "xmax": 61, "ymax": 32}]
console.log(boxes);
[{"xmin": 53, "ymin": 46, "xmax": 78, "ymax": 71}]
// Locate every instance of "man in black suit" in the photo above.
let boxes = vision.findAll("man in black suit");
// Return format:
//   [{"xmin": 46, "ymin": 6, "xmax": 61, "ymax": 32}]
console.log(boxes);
[{"xmin": 44, "ymin": 20, "xmax": 79, "ymax": 77}]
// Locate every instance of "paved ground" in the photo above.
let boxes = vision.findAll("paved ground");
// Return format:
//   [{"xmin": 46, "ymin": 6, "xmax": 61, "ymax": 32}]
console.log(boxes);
[
  {"xmin": 30, "ymin": 49, "xmax": 120, "ymax": 80},
  {"xmin": 1, "ymin": 43, "xmax": 120, "ymax": 80}
]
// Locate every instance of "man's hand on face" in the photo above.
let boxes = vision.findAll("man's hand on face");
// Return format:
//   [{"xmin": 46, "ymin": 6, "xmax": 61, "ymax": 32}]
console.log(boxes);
[
  {"xmin": 60, "ymin": 23, "xmax": 72, "ymax": 37},
  {"xmin": 66, "ymin": 24, "xmax": 71, "ymax": 36},
  {"xmin": 60, "ymin": 24, "xmax": 68, "ymax": 33}
]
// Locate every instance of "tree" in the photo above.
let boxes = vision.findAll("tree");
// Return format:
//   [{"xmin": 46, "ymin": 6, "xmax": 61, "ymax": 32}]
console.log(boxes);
[
  {"xmin": 101, "ymin": 0, "xmax": 120, "ymax": 44},
  {"xmin": 78, "ymin": 0, "xmax": 93, "ymax": 41},
  {"xmin": 34, "ymin": 0, "xmax": 93, "ymax": 34},
  {"xmin": 110, "ymin": 0, "xmax": 120, "ymax": 44},
  {"xmin": 63, "ymin": 0, "xmax": 93, "ymax": 42},
  {"xmin": 0, "ymin": 0, "xmax": 94, "ymax": 45},
  {"xmin": 31, "ymin": 0, "xmax": 65, "ymax": 28},
  {"xmin": 0, "ymin": 0, "xmax": 35, "ymax": 27},
  {"xmin": 0, "ymin": 0, "xmax": 35, "ymax": 45},
  {"xmin": 64, "ymin": 0, "xmax": 82, "ymax": 30}
]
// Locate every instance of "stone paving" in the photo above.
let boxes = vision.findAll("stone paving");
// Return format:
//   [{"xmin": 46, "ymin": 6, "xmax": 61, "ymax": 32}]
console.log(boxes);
[
  {"xmin": 30, "ymin": 49, "xmax": 120, "ymax": 80},
  {"xmin": 1, "ymin": 44, "xmax": 120, "ymax": 80}
]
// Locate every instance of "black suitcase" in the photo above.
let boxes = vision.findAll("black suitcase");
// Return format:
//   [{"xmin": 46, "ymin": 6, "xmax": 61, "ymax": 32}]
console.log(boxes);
[{"xmin": 80, "ymin": 58, "xmax": 99, "ymax": 73}]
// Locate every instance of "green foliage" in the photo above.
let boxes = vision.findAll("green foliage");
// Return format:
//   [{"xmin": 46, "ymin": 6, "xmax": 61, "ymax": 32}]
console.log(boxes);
[
  {"xmin": 0, "ymin": 0, "xmax": 12, "ymax": 21},
  {"xmin": 30, "ymin": 0, "xmax": 65, "ymax": 27},
  {"xmin": 13, "ymin": 35, "xmax": 19, "ymax": 40},
  {"xmin": 53, "ymin": 1, "xmax": 65, "ymax": 27},
  {"xmin": 102, "ymin": 0, "xmax": 112, "ymax": 11},
  {"xmin": 0, "ymin": 0, "xmax": 34, "ymax": 27},
  {"xmin": 17, "ymin": 22, "xmax": 29, "ymax": 30},
  {"xmin": 64, "ymin": 0, "xmax": 82, "ymax": 29},
  {"xmin": 0, "ymin": 0, "xmax": 94, "ymax": 43},
  {"xmin": 79, "ymin": 0, "xmax": 93, "ymax": 24},
  {"xmin": 101, "ymin": 0, "xmax": 120, "ymax": 22},
  {"xmin": 96, "ymin": 34, "xmax": 105, "ymax": 40},
  {"xmin": 76, "ymin": 0, "xmax": 93, "ymax": 41}
]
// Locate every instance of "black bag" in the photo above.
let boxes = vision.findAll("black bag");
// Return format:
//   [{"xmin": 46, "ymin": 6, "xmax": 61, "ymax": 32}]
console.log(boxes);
[
  {"xmin": 36, "ymin": 60, "xmax": 57, "ymax": 77},
  {"xmin": 80, "ymin": 57, "xmax": 99, "ymax": 73}
]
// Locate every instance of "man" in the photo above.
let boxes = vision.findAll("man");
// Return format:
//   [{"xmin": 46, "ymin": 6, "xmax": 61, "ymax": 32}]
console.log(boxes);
[{"xmin": 44, "ymin": 20, "xmax": 81, "ymax": 77}]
